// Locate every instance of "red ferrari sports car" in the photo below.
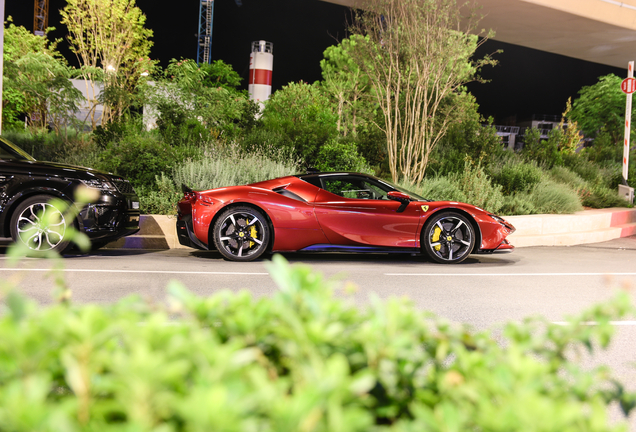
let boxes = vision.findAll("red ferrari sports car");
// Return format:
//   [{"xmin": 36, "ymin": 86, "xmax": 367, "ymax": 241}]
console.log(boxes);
[{"xmin": 176, "ymin": 172, "xmax": 515, "ymax": 263}]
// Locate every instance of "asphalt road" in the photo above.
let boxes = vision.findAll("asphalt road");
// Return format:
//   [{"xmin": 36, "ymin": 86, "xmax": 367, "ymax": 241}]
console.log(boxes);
[
  {"xmin": 1, "ymin": 237, "xmax": 634, "ymax": 324},
  {"xmin": 2, "ymin": 237, "xmax": 636, "ymax": 426}
]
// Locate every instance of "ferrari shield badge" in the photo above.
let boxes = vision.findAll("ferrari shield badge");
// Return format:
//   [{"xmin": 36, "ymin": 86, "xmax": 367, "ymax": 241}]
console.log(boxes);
[{"xmin": 421, "ymin": 205, "xmax": 429, "ymax": 212}]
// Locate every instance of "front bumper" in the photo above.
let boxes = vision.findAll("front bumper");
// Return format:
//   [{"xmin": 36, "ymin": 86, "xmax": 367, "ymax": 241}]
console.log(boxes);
[
  {"xmin": 78, "ymin": 192, "xmax": 140, "ymax": 242},
  {"xmin": 476, "ymin": 239, "xmax": 515, "ymax": 254}
]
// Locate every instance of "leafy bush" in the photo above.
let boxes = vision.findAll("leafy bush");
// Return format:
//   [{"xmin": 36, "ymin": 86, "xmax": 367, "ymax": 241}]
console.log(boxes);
[
  {"xmin": 450, "ymin": 159, "xmax": 505, "ymax": 213},
  {"xmin": 314, "ymin": 138, "xmax": 373, "ymax": 173},
  {"xmin": 498, "ymin": 181, "xmax": 583, "ymax": 215},
  {"xmin": 97, "ymin": 134, "xmax": 179, "ymax": 189},
  {"xmin": 549, "ymin": 165, "xmax": 588, "ymax": 190},
  {"xmin": 239, "ymin": 127, "xmax": 286, "ymax": 154},
  {"xmin": 499, "ymin": 193, "xmax": 538, "ymax": 216},
  {"xmin": 261, "ymin": 81, "xmax": 338, "ymax": 165},
  {"xmin": 402, "ymin": 175, "xmax": 467, "ymax": 203},
  {"xmin": 583, "ymin": 185, "xmax": 631, "ymax": 209},
  {"xmin": 548, "ymin": 166, "xmax": 627, "ymax": 209},
  {"xmin": 569, "ymin": 153, "xmax": 636, "ymax": 191},
  {"xmin": 491, "ymin": 160, "xmax": 543, "ymax": 195},
  {"xmin": 137, "ymin": 173, "xmax": 181, "ymax": 215},
  {"xmin": 405, "ymin": 160, "xmax": 504, "ymax": 213},
  {"xmin": 580, "ymin": 129, "xmax": 623, "ymax": 164},
  {"xmin": 156, "ymin": 101, "xmax": 212, "ymax": 147},
  {"xmin": 173, "ymin": 144, "xmax": 300, "ymax": 191},
  {"xmin": 528, "ymin": 180, "xmax": 583, "ymax": 214},
  {"xmin": 3, "ymin": 129, "xmax": 102, "ymax": 170},
  {"xmin": 3, "ymin": 128, "xmax": 92, "ymax": 161},
  {"xmin": 563, "ymin": 155, "xmax": 614, "ymax": 187},
  {"xmin": 521, "ymin": 127, "xmax": 564, "ymax": 168},
  {"xmin": 138, "ymin": 144, "xmax": 301, "ymax": 214},
  {"xmin": 0, "ymin": 255, "xmax": 634, "ymax": 431},
  {"xmin": 429, "ymin": 116, "xmax": 504, "ymax": 177},
  {"xmin": 92, "ymin": 120, "xmax": 128, "ymax": 149}
]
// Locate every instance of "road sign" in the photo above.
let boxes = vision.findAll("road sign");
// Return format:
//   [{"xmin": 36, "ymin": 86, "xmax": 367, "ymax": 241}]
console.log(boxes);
[{"xmin": 621, "ymin": 77, "xmax": 636, "ymax": 94}]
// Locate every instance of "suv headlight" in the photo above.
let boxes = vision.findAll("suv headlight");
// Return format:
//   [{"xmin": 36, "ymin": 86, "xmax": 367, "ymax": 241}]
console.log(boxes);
[{"xmin": 80, "ymin": 179, "xmax": 117, "ymax": 191}]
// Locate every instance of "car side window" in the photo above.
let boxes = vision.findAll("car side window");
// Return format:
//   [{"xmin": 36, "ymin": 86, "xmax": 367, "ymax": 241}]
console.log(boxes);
[
  {"xmin": 322, "ymin": 177, "xmax": 388, "ymax": 200},
  {"xmin": 0, "ymin": 146, "xmax": 20, "ymax": 160}
]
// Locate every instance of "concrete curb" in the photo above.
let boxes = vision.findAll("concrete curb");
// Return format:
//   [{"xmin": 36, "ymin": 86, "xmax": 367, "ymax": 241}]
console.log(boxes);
[
  {"xmin": 505, "ymin": 207, "xmax": 636, "ymax": 247},
  {"xmin": 105, "ymin": 208, "xmax": 636, "ymax": 250},
  {"xmin": 104, "ymin": 215, "xmax": 187, "ymax": 250}
]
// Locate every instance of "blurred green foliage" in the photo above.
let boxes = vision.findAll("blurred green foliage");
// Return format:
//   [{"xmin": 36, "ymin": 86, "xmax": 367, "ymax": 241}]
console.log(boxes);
[{"xmin": 0, "ymin": 254, "xmax": 635, "ymax": 431}]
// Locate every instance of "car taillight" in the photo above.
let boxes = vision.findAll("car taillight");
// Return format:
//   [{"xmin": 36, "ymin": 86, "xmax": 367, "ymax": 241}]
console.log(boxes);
[{"xmin": 197, "ymin": 193, "xmax": 215, "ymax": 205}]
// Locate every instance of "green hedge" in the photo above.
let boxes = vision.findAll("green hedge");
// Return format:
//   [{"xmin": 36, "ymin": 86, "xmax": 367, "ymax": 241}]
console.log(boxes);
[{"xmin": 0, "ymin": 255, "xmax": 634, "ymax": 431}]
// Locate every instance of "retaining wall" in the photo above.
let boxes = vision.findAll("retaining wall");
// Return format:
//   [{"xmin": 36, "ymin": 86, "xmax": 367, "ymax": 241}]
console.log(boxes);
[{"xmin": 105, "ymin": 208, "xmax": 636, "ymax": 250}]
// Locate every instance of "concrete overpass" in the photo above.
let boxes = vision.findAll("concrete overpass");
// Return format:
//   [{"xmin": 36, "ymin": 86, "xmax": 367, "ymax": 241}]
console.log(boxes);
[{"xmin": 321, "ymin": 0, "xmax": 636, "ymax": 69}]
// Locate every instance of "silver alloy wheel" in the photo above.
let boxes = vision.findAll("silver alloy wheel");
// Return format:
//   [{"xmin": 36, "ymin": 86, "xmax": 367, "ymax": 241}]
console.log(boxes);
[
  {"xmin": 214, "ymin": 207, "xmax": 269, "ymax": 261},
  {"xmin": 423, "ymin": 212, "xmax": 475, "ymax": 264},
  {"xmin": 15, "ymin": 202, "xmax": 67, "ymax": 251}
]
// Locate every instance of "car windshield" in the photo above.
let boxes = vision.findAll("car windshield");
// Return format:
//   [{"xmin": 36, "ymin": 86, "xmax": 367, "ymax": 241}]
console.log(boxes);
[
  {"xmin": 0, "ymin": 138, "xmax": 36, "ymax": 161},
  {"xmin": 299, "ymin": 173, "xmax": 431, "ymax": 202}
]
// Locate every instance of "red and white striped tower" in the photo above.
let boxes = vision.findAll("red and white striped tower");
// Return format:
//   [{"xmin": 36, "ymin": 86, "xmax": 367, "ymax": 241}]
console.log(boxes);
[{"xmin": 248, "ymin": 40, "xmax": 273, "ymax": 108}]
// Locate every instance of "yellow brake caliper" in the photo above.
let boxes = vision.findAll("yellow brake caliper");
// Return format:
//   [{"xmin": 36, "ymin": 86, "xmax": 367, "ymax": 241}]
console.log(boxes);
[
  {"xmin": 432, "ymin": 226, "xmax": 442, "ymax": 251},
  {"xmin": 247, "ymin": 219, "xmax": 258, "ymax": 248}
]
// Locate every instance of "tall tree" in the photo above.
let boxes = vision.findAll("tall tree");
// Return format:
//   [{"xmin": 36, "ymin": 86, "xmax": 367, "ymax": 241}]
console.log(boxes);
[
  {"xmin": 350, "ymin": 0, "xmax": 495, "ymax": 183},
  {"xmin": 320, "ymin": 35, "xmax": 374, "ymax": 137},
  {"xmin": 569, "ymin": 74, "xmax": 635, "ymax": 145},
  {"xmin": 3, "ymin": 19, "xmax": 82, "ymax": 131},
  {"xmin": 60, "ymin": 0, "xmax": 154, "ymax": 128}
]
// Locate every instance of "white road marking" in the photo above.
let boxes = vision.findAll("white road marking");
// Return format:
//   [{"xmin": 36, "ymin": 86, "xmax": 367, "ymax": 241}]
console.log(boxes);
[
  {"xmin": 0, "ymin": 268, "xmax": 268, "ymax": 275},
  {"xmin": 552, "ymin": 321, "xmax": 636, "ymax": 326},
  {"xmin": 385, "ymin": 273, "xmax": 636, "ymax": 277}
]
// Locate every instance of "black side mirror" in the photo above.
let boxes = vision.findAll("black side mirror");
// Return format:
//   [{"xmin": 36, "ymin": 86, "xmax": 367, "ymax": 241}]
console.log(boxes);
[{"xmin": 387, "ymin": 191, "xmax": 411, "ymax": 213}]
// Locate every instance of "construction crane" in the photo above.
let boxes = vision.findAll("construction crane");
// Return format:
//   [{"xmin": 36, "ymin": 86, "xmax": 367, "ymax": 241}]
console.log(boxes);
[
  {"xmin": 197, "ymin": 0, "xmax": 214, "ymax": 65},
  {"xmin": 196, "ymin": 0, "xmax": 241, "ymax": 65},
  {"xmin": 33, "ymin": 0, "xmax": 49, "ymax": 36}
]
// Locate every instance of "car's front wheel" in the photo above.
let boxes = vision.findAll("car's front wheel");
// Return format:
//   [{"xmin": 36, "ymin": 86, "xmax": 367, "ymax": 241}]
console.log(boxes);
[
  {"xmin": 422, "ymin": 211, "xmax": 475, "ymax": 264},
  {"xmin": 10, "ymin": 195, "xmax": 71, "ymax": 254},
  {"xmin": 213, "ymin": 206, "xmax": 270, "ymax": 261}
]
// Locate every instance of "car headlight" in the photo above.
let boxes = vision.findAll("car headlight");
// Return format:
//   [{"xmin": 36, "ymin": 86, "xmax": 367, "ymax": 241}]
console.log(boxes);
[
  {"xmin": 489, "ymin": 214, "xmax": 507, "ymax": 225},
  {"xmin": 80, "ymin": 179, "xmax": 117, "ymax": 191},
  {"xmin": 489, "ymin": 214, "xmax": 515, "ymax": 232}
]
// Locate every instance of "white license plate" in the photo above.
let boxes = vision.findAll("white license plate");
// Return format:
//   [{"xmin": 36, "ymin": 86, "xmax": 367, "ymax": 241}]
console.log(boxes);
[{"xmin": 132, "ymin": 202, "xmax": 140, "ymax": 209}]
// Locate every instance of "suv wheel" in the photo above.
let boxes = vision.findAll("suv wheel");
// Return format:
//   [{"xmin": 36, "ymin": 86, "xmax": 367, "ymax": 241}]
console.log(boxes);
[{"xmin": 10, "ymin": 195, "xmax": 71, "ymax": 253}]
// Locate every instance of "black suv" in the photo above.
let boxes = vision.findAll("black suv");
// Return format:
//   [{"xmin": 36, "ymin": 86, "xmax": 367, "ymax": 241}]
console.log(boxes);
[{"xmin": 0, "ymin": 137, "xmax": 140, "ymax": 253}]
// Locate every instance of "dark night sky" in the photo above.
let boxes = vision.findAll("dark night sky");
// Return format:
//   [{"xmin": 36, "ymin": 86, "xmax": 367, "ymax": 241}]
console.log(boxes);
[{"xmin": 5, "ymin": 0, "xmax": 625, "ymax": 123}]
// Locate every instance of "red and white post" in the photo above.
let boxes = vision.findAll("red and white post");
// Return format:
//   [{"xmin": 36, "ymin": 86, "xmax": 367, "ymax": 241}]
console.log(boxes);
[
  {"xmin": 248, "ymin": 40, "xmax": 273, "ymax": 111},
  {"xmin": 623, "ymin": 62, "xmax": 633, "ymax": 183},
  {"xmin": 620, "ymin": 62, "xmax": 635, "ymax": 203}
]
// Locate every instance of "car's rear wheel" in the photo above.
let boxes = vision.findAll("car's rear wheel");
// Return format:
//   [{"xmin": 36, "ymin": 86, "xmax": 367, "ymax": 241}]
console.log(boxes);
[
  {"xmin": 213, "ymin": 206, "xmax": 270, "ymax": 261},
  {"xmin": 422, "ymin": 211, "xmax": 475, "ymax": 264},
  {"xmin": 10, "ymin": 195, "xmax": 71, "ymax": 254}
]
